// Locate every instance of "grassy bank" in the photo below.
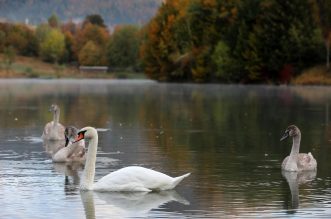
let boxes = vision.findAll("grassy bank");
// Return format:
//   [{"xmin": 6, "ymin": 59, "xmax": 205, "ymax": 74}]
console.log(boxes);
[
  {"xmin": 291, "ymin": 66, "xmax": 331, "ymax": 85},
  {"xmin": 1, "ymin": 54, "xmax": 331, "ymax": 84},
  {"xmin": 0, "ymin": 55, "xmax": 146, "ymax": 79}
]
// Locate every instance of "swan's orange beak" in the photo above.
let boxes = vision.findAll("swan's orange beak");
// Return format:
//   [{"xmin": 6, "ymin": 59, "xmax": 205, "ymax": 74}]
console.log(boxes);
[{"xmin": 74, "ymin": 132, "xmax": 85, "ymax": 143}]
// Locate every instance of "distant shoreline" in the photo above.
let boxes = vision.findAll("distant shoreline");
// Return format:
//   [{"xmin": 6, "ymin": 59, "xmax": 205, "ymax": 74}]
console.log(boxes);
[
  {"xmin": 1, "ymin": 55, "xmax": 331, "ymax": 85},
  {"xmin": 0, "ymin": 55, "xmax": 146, "ymax": 80}
]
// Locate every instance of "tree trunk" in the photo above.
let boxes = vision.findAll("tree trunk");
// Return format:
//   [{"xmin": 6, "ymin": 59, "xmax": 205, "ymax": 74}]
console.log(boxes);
[{"xmin": 327, "ymin": 39, "xmax": 330, "ymax": 70}]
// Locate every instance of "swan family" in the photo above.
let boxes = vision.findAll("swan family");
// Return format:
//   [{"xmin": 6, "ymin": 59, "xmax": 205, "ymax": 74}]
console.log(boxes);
[
  {"xmin": 41, "ymin": 104, "xmax": 86, "ymax": 163},
  {"xmin": 40, "ymin": 104, "xmax": 317, "ymax": 192},
  {"xmin": 52, "ymin": 126, "xmax": 86, "ymax": 163},
  {"xmin": 42, "ymin": 104, "xmax": 190, "ymax": 192}
]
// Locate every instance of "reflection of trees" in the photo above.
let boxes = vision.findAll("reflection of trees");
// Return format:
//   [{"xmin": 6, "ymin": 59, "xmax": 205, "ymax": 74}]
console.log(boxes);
[
  {"xmin": 135, "ymin": 85, "xmax": 330, "ymax": 212},
  {"xmin": 139, "ymin": 86, "xmax": 282, "ymax": 165},
  {"xmin": 0, "ymin": 80, "xmax": 152, "ymax": 129},
  {"xmin": 144, "ymin": 85, "xmax": 328, "ymax": 161}
]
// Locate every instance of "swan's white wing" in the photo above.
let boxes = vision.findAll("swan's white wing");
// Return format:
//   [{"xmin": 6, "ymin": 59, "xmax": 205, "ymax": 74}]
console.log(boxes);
[
  {"xmin": 93, "ymin": 166, "xmax": 177, "ymax": 192},
  {"xmin": 55, "ymin": 123, "xmax": 66, "ymax": 139},
  {"xmin": 42, "ymin": 121, "xmax": 66, "ymax": 140},
  {"xmin": 42, "ymin": 122, "xmax": 53, "ymax": 137},
  {"xmin": 52, "ymin": 146, "xmax": 70, "ymax": 162},
  {"xmin": 297, "ymin": 153, "xmax": 317, "ymax": 171},
  {"xmin": 282, "ymin": 153, "xmax": 317, "ymax": 171},
  {"xmin": 52, "ymin": 141, "xmax": 86, "ymax": 163}
]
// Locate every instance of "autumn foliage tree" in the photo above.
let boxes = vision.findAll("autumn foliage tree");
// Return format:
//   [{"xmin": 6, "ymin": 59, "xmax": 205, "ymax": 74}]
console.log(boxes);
[
  {"xmin": 1, "ymin": 14, "xmax": 113, "ymax": 68},
  {"xmin": 3, "ymin": 24, "xmax": 38, "ymax": 56},
  {"xmin": 141, "ymin": 0, "xmax": 325, "ymax": 83},
  {"xmin": 0, "ymin": 3, "xmax": 328, "ymax": 82},
  {"xmin": 61, "ymin": 20, "xmax": 79, "ymax": 63},
  {"xmin": 141, "ymin": 0, "xmax": 239, "ymax": 82},
  {"xmin": 39, "ymin": 28, "xmax": 65, "ymax": 63},
  {"xmin": 74, "ymin": 17, "xmax": 109, "ymax": 66},
  {"xmin": 218, "ymin": 0, "xmax": 323, "ymax": 82},
  {"xmin": 141, "ymin": 0, "xmax": 189, "ymax": 81},
  {"xmin": 107, "ymin": 25, "xmax": 141, "ymax": 71},
  {"xmin": 79, "ymin": 40, "xmax": 107, "ymax": 66}
]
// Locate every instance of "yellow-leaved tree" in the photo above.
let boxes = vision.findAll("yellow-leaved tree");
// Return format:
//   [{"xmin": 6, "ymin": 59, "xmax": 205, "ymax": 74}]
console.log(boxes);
[{"xmin": 39, "ymin": 29, "xmax": 65, "ymax": 63}]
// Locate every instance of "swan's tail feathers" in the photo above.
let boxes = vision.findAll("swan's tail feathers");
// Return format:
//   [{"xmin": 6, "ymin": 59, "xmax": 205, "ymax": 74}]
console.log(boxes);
[
  {"xmin": 170, "ymin": 173, "xmax": 190, "ymax": 189},
  {"xmin": 308, "ymin": 152, "xmax": 314, "ymax": 158}
]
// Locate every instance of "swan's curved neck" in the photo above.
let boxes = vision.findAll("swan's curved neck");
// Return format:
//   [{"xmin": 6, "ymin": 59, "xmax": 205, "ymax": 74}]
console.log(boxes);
[
  {"xmin": 290, "ymin": 134, "xmax": 301, "ymax": 158},
  {"xmin": 53, "ymin": 110, "xmax": 60, "ymax": 126},
  {"xmin": 284, "ymin": 134, "xmax": 301, "ymax": 171},
  {"xmin": 80, "ymin": 134, "xmax": 98, "ymax": 190}
]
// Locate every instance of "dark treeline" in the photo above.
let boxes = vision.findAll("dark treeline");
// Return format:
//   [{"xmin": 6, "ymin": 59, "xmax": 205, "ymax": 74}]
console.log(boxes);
[
  {"xmin": 1, "ymin": 0, "xmax": 331, "ymax": 83},
  {"xmin": 141, "ymin": 0, "xmax": 331, "ymax": 83}
]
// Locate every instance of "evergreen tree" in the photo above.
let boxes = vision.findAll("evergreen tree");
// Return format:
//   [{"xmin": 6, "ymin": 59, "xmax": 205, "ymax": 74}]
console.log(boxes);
[
  {"xmin": 315, "ymin": 0, "xmax": 331, "ymax": 69},
  {"xmin": 48, "ymin": 13, "xmax": 60, "ymax": 28},
  {"xmin": 83, "ymin": 14, "xmax": 106, "ymax": 28}
]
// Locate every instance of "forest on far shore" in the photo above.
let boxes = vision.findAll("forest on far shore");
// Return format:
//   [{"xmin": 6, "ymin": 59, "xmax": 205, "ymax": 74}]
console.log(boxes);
[{"xmin": 1, "ymin": 0, "xmax": 331, "ymax": 84}]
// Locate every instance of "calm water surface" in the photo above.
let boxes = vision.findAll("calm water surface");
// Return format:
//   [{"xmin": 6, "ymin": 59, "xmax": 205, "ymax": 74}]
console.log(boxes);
[{"xmin": 0, "ymin": 79, "xmax": 331, "ymax": 218}]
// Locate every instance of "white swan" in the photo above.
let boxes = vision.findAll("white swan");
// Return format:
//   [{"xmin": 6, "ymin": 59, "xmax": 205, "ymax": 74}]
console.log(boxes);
[
  {"xmin": 73, "ymin": 126, "xmax": 190, "ymax": 192},
  {"xmin": 42, "ymin": 104, "xmax": 65, "ymax": 140},
  {"xmin": 52, "ymin": 126, "xmax": 86, "ymax": 163},
  {"xmin": 280, "ymin": 125, "xmax": 317, "ymax": 171}
]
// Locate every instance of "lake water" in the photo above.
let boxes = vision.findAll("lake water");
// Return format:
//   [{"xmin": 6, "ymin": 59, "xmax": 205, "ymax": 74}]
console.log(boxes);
[{"xmin": 0, "ymin": 79, "xmax": 331, "ymax": 218}]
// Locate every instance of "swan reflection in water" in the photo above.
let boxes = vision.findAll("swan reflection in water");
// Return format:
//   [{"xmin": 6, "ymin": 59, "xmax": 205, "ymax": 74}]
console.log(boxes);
[
  {"xmin": 282, "ymin": 170, "xmax": 316, "ymax": 211},
  {"xmin": 43, "ymin": 139, "xmax": 65, "ymax": 156},
  {"xmin": 53, "ymin": 162, "xmax": 84, "ymax": 195},
  {"xmin": 80, "ymin": 190, "xmax": 189, "ymax": 218}
]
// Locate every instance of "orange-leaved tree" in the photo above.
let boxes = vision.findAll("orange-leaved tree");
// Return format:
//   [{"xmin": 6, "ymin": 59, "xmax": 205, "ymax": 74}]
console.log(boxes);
[
  {"xmin": 74, "ymin": 20, "xmax": 109, "ymax": 66},
  {"xmin": 140, "ymin": 0, "xmax": 191, "ymax": 81},
  {"xmin": 78, "ymin": 40, "xmax": 107, "ymax": 66}
]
